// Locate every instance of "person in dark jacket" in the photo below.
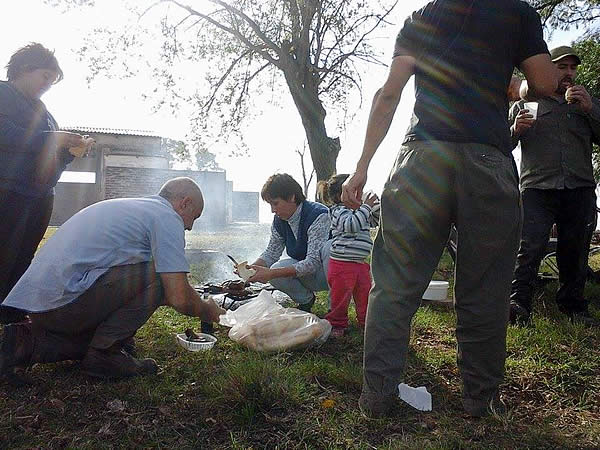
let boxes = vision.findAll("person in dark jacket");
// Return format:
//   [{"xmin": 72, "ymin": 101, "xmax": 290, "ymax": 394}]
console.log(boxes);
[
  {"xmin": 0, "ymin": 43, "xmax": 87, "ymax": 323},
  {"xmin": 509, "ymin": 46, "xmax": 600, "ymax": 326},
  {"xmin": 249, "ymin": 173, "xmax": 331, "ymax": 312}
]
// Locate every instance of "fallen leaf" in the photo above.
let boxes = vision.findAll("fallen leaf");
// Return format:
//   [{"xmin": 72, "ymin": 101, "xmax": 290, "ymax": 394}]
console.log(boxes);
[{"xmin": 321, "ymin": 399, "xmax": 335, "ymax": 409}]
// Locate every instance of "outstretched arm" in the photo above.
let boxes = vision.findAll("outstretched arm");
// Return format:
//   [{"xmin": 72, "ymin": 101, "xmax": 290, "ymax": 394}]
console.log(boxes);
[
  {"xmin": 160, "ymin": 272, "xmax": 224, "ymax": 322},
  {"xmin": 342, "ymin": 55, "xmax": 415, "ymax": 209}
]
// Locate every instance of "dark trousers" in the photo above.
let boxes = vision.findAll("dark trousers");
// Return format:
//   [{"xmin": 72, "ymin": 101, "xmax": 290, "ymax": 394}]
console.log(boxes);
[
  {"xmin": 363, "ymin": 141, "xmax": 522, "ymax": 412},
  {"xmin": 27, "ymin": 262, "xmax": 165, "ymax": 363},
  {"xmin": 510, "ymin": 187, "xmax": 596, "ymax": 314},
  {"xmin": 0, "ymin": 189, "xmax": 54, "ymax": 300},
  {"xmin": 0, "ymin": 189, "xmax": 54, "ymax": 323}
]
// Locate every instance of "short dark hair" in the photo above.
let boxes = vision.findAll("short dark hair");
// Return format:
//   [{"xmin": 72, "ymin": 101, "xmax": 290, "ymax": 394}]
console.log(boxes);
[
  {"xmin": 317, "ymin": 173, "xmax": 349, "ymax": 205},
  {"xmin": 261, "ymin": 173, "xmax": 306, "ymax": 204},
  {"xmin": 6, "ymin": 43, "xmax": 63, "ymax": 83}
]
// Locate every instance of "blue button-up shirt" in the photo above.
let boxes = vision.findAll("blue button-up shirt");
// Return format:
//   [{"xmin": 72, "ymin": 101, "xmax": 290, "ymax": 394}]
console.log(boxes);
[{"xmin": 3, "ymin": 195, "xmax": 189, "ymax": 313}]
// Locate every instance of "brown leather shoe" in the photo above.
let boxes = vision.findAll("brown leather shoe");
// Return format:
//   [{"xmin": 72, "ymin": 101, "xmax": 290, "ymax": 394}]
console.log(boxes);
[
  {"xmin": 82, "ymin": 345, "xmax": 158, "ymax": 379},
  {"xmin": 0, "ymin": 323, "xmax": 34, "ymax": 373}
]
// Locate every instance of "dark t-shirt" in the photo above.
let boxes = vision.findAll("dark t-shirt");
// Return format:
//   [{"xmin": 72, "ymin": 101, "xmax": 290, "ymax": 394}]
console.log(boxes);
[{"xmin": 394, "ymin": 0, "xmax": 548, "ymax": 154}]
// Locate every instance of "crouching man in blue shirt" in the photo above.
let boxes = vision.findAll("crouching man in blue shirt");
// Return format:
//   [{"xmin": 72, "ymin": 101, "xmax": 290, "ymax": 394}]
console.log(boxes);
[
  {"xmin": 249, "ymin": 174, "xmax": 331, "ymax": 312},
  {"xmin": 0, "ymin": 177, "xmax": 224, "ymax": 383}
]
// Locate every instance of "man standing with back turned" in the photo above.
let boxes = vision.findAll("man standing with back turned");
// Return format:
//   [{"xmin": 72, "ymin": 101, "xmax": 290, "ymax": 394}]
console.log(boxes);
[
  {"xmin": 342, "ymin": 0, "xmax": 557, "ymax": 417},
  {"xmin": 509, "ymin": 45, "xmax": 600, "ymax": 326}
]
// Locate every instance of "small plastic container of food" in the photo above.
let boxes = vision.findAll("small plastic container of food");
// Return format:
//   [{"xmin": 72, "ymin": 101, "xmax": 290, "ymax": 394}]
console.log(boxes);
[{"xmin": 176, "ymin": 333, "xmax": 217, "ymax": 352}]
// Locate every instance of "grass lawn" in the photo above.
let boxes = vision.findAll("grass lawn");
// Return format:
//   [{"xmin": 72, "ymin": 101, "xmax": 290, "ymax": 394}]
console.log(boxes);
[{"xmin": 1, "ymin": 229, "xmax": 600, "ymax": 448}]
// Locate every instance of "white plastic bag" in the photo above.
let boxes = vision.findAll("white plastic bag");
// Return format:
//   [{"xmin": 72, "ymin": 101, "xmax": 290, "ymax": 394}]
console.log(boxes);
[
  {"xmin": 219, "ymin": 290, "xmax": 332, "ymax": 351},
  {"xmin": 219, "ymin": 290, "xmax": 283, "ymax": 328}
]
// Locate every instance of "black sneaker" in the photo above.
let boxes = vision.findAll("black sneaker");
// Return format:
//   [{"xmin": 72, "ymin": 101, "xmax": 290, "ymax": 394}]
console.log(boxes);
[
  {"xmin": 82, "ymin": 346, "xmax": 158, "ymax": 379},
  {"xmin": 297, "ymin": 295, "xmax": 316, "ymax": 313},
  {"xmin": 509, "ymin": 302, "xmax": 531, "ymax": 326},
  {"xmin": 568, "ymin": 310, "xmax": 600, "ymax": 327}
]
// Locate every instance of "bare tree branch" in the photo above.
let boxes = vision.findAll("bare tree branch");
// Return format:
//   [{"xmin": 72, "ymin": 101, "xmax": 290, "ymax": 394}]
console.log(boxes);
[
  {"xmin": 203, "ymin": 50, "xmax": 253, "ymax": 112},
  {"xmin": 166, "ymin": 0, "xmax": 281, "ymax": 67}
]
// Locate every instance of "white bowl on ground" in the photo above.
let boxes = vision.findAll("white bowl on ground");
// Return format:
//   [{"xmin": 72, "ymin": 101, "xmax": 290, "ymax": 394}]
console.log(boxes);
[
  {"xmin": 423, "ymin": 281, "xmax": 449, "ymax": 301},
  {"xmin": 176, "ymin": 333, "xmax": 217, "ymax": 352}
]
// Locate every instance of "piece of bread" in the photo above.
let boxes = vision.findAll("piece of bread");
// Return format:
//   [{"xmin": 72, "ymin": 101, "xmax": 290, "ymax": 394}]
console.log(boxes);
[
  {"xmin": 69, "ymin": 137, "xmax": 95, "ymax": 157},
  {"xmin": 237, "ymin": 261, "xmax": 256, "ymax": 281}
]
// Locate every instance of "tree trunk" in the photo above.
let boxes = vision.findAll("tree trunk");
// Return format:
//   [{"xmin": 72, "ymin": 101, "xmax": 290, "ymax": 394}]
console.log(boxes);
[{"xmin": 282, "ymin": 64, "xmax": 340, "ymax": 182}]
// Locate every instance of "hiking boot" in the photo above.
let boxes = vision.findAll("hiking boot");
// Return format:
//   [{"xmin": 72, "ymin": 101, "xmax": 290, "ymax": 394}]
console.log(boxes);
[
  {"xmin": 509, "ymin": 302, "xmax": 531, "ymax": 326},
  {"xmin": 0, "ymin": 323, "xmax": 34, "ymax": 376},
  {"xmin": 358, "ymin": 391, "xmax": 395, "ymax": 418},
  {"xmin": 82, "ymin": 346, "xmax": 158, "ymax": 379},
  {"xmin": 568, "ymin": 310, "xmax": 600, "ymax": 327},
  {"xmin": 297, "ymin": 295, "xmax": 316, "ymax": 313},
  {"xmin": 464, "ymin": 393, "xmax": 506, "ymax": 418},
  {"xmin": 0, "ymin": 305, "xmax": 27, "ymax": 324}
]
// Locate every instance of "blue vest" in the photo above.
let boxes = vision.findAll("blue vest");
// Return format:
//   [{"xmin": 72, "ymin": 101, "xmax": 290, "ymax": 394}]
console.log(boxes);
[{"xmin": 273, "ymin": 200, "xmax": 328, "ymax": 261}]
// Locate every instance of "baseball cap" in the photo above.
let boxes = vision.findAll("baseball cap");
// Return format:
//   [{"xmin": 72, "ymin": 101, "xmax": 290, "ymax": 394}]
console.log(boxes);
[{"xmin": 550, "ymin": 46, "xmax": 581, "ymax": 64}]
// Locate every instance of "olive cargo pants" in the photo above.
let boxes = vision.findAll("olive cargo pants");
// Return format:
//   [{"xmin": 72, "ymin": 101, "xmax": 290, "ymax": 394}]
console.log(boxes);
[{"xmin": 362, "ymin": 141, "xmax": 522, "ymax": 413}]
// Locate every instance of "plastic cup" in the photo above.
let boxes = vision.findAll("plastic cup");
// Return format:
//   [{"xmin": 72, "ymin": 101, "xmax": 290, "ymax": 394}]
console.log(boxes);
[{"xmin": 523, "ymin": 102, "xmax": 538, "ymax": 120}]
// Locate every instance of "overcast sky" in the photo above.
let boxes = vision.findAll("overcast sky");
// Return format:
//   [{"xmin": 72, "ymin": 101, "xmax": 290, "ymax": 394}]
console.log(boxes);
[{"xmin": 1, "ymin": 1, "xmax": 585, "ymax": 222}]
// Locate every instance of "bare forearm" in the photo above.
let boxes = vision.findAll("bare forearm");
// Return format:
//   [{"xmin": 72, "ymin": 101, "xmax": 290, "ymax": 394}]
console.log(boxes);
[
  {"xmin": 169, "ymin": 285, "xmax": 205, "ymax": 316},
  {"xmin": 358, "ymin": 89, "xmax": 401, "ymax": 170},
  {"xmin": 269, "ymin": 265, "xmax": 297, "ymax": 280},
  {"xmin": 357, "ymin": 56, "xmax": 414, "ymax": 171},
  {"xmin": 161, "ymin": 273, "xmax": 224, "ymax": 322}
]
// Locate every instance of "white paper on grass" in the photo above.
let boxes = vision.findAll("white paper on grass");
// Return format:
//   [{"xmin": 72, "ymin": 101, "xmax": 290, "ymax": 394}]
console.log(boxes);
[{"xmin": 398, "ymin": 383, "xmax": 432, "ymax": 411}]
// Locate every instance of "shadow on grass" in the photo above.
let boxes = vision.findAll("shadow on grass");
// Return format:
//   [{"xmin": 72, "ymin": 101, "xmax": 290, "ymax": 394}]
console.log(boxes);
[{"xmin": 2, "ymin": 248, "xmax": 600, "ymax": 448}]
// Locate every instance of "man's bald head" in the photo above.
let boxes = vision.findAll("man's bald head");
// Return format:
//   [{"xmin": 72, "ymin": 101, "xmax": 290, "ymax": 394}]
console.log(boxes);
[{"xmin": 159, "ymin": 177, "xmax": 204, "ymax": 230}]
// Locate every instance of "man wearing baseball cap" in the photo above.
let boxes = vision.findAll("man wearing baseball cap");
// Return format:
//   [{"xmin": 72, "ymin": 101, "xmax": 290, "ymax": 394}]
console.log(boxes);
[{"xmin": 509, "ymin": 45, "xmax": 600, "ymax": 327}]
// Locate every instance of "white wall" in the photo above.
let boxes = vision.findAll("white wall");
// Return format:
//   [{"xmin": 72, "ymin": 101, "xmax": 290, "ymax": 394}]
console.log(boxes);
[{"xmin": 105, "ymin": 155, "xmax": 169, "ymax": 169}]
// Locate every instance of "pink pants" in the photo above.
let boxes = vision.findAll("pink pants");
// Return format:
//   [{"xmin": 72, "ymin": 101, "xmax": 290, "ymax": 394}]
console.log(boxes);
[{"xmin": 326, "ymin": 258, "xmax": 371, "ymax": 329}]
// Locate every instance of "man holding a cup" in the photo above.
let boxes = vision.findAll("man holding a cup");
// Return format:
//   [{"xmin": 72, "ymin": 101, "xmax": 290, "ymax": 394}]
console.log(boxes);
[{"xmin": 509, "ymin": 46, "xmax": 600, "ymax": 326}]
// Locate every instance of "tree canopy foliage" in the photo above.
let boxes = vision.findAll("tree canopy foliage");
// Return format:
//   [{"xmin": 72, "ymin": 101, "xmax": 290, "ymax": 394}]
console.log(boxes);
[
  {"xmin": 573, "ymin": 38, "xmax": 600, "ymax": 98},
  {"xmin": 528, "ymin": 0, "xmax": 600, "ymax": 31},
  {"xmin": 48, "ymin": 0, "xmax": 397, "ymax": 181},
  {"xmin": 571, "ymin": 38, "xmax": 600, "ymax": 181}
]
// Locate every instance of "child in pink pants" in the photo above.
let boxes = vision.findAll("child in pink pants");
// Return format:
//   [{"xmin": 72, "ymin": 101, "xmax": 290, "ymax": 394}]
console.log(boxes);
[{"xmin": 318, "ymin": 174, "xmax": 379, "ymax": 337}]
